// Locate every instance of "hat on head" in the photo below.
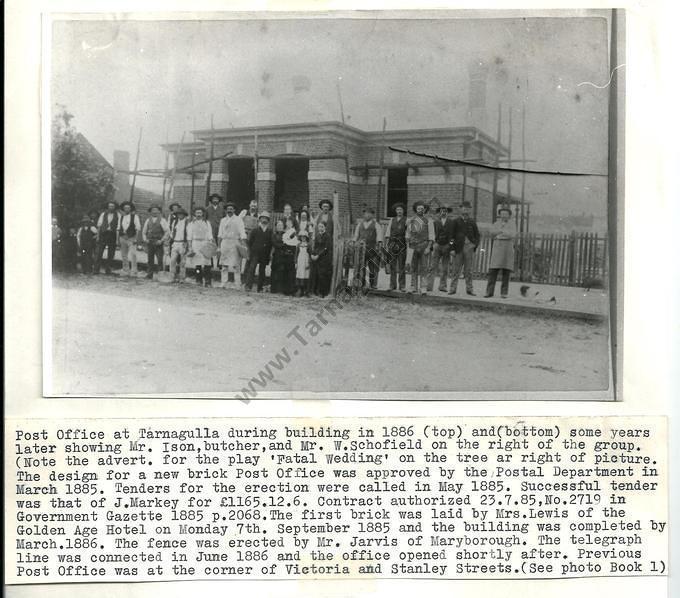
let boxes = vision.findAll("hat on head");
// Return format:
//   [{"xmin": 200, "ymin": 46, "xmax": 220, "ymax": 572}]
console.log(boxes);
[
  {"xmin": 497, "ymin": 205, "xmax": 512, "ymax": 216},
  {"xmin": 298, "ymin": 231, "xmax": 309, "ymax": 239},
  {"xmin": 392, "ymin": 202, "xmax": 406, "ymax": 212},
  {"xmin": 193, "ymin": 205, "xmax": 205, "ymax": 214},
  {"xmin": 224, "ymin": 201, "xmax": 236, "ymax": 210},
  {"xmin": 119, "ymin": 201, "xmax": 135, "ymax": 211},
  {"xmin": 363, "ymin": 206, "xmax": 375, "ymax": 215},
  {"xmin": 438, "ymin": 204, "xmax": 452, "ymax": 212},
  {"xmin": 149, "ymin": 203, "xmax": 162, "ymax": 212},
  {"xmin": 259, "ymin": 211, "xmax": 271, "ymax": 221},
  {"xmin": 319, "ymin": 199, "xmax": 333, "ymax": 210},
  {"xmin": 106, "ymin": 200, "xmax": 119, "ymax": 209},
  {"xmin": 169, "ymin": 202, "xmax": 181, "ymax": 210},
  {"xmin": 412, "ymin": 200, "xmax": 429, "ymax": 214},
  {"xmin": 461, "ymin": 201, "xmax": 472, "ymax": 209},
  {"xmin": 175, "ymin": 206, "xmax": 188, "ymax": 216},
  {"xmin": 209, "ymin": 193, "xmax": 222, "ymax": 202},
  {"xmin": 81, "ymin": 215, "xmax": 91, "ymax": 222}
]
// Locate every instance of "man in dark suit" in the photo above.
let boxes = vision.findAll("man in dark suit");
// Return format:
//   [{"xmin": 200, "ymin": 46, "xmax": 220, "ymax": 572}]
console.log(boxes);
[
  {"xmin": 427, "ymin": 204, "xmax": 456, "ymax": 292},
  {"xmin": 449, "ymin": 201, "xmax": 480, "ymax": 295},
  {"xmin": 244, "ymin": 212, "xmax": 273, "ymax": 292}
]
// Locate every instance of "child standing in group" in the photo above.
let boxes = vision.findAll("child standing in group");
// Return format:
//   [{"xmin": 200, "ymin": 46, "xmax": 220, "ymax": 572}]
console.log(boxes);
[
  {"xmin": 76, "ymin": 215, "xmax": 98, "ymax": 274},
  {"xmin": 295, "ymin": 232, "xmax": 311, "ymax": 297}
]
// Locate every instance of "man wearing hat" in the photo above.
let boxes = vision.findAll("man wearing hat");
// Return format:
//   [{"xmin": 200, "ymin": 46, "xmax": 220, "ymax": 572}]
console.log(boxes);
[
  {"xmin": 427, "ymin": 203, "xmax": 456, "ymax": 292},
  {"xmin": 206, "ymin": 194, "xmax": 225, "ymax": 242},
  {"xmin": 95, "ymin": 200, "xmax": 120, "ymax": 274},
  {"xmin": 168, "ymin": 206, "xmax": 190, "ymax": 283},
  {"xmin": 315, "ymin": 198, "xmax": 334, "ymax": 240},
  {"xmin": 244, "ymin": 211, "xmax": 273, "ymax": 292},
  {"xmin": 217, "ymin": 201, "xmax": 247, "ymax": 289},
  {"xmin": 485, "ymin": 206, "xmax": 516, "ymax": 298},
  {"xmin": 240, "ymin": 199, "xmax": 259, "ymax": 275},
  {"xmin": 167, "ymin": 202, "xmax": 182, "ymax": 231},
  {"xmin": 187, "ymin": 206, "xmax": 215, "ymax": 286},
  {"xmin": 406, "ymin": 200, "xmax": 434, "ymax": 294},
  {"xmin": 142, "ymin": 204, "xmax": 170, "ymax": 279},
  {"xmin": 117, "ymin": 201, "xmax": 142, "ymax": 278},
  {"xmin": 384, "ymin": 203, "xmax": 408, "ymax": 291},
  {"xmin": 353, "ymin": 206, "xmax": 384, "ymax": 290},
  {"xmin": 450, "ymin": 200, "xmax": 481, "ymax": 295},
  {"xmin": 76, "ymin": 215, "xmax": 98, "ymax": 274}
]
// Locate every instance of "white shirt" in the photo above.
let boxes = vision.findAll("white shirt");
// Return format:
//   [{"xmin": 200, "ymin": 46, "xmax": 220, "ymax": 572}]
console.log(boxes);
[
  {"xmin": 218, "ymin": 214, "xmax": 246, "ymax": 241},
  {"xmin": 187, "ymin": 219, "xmax": 213, "ymax": 243},
  {"xmin": 118, "ymin": 214, "xmax": 141, "ymax": 235},
  {"xmin": 97, "ymin": 212, "xmax": 118, "ymax": 228},
  {"xmin": 171, "ymin": 218, "xmax": 189, "ymax": 242}
]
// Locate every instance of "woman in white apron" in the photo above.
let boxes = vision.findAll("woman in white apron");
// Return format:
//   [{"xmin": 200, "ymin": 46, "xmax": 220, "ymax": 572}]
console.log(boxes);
[{"xmin": 485, "ymin": 206, "xmax": 517, "ymax": 298}]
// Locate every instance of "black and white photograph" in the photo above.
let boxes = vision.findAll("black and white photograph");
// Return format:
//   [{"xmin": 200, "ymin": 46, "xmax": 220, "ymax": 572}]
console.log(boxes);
[{"xmin": 46, "ymin": 12, "xmax": 616, "ymax": 397}]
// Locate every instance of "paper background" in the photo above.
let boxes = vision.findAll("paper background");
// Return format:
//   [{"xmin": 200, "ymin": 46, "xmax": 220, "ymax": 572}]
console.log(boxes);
[{"xmin": 4, "ymin": 1, "xmax": 679, "ymax": 597}]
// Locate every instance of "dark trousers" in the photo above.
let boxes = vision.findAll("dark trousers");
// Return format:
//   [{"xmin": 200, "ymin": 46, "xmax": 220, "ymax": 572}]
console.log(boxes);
[
  {"xmin": 245, "ymin": 256, "xmax": 268, "ymax": 291},
  {"xmin": 194, "ymin": 265, "xmax": 213, "ymax": 286},
  {"xmin": 79, "ymin": 247, "xmax": 96, "ymax": 274},
  {"xmin": 358, "ymin": 246, "xmax": 380, "ymax": 289},
  {"xmin": 311, "ymin": 260, "xmax": 332, "ymax": 297},
  {"xmin": 146, "ymin": 243, "xmax": 164, "ymax": 277},
  {"xmin": 387, "ymin": 240, "xmax": 407, "ymax": 290},
  {"xmin": 96, "ymin": 231, "xmax": 116, "ymax": 273},
  {"xmin": 486, "ymin": 268, "xmax": 511, "ymax": 297}
]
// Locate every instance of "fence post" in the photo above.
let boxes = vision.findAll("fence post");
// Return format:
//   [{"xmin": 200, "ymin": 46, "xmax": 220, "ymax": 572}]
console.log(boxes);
[{"xmin": 567, "ymin": 230, "xmax": 576, "ymax": 286}]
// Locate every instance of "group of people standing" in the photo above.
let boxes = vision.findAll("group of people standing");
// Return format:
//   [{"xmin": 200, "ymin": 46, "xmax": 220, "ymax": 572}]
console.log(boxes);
[
  {"xmin": 353, "ymin": 199, "xmax": 516, "ymax": 298},
  {"xmin": 54, "ymin": 194, "xmax": 338, "ymax": 297},
  {"xmin": 53, "ymin": 193, "xmax": 518, "ymax": 300}
]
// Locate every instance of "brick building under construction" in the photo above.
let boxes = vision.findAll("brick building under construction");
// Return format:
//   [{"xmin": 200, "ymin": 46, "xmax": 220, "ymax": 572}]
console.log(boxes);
[{"xmin": 163, "ymin": 75, "xmax": 511, "ymax": 224}]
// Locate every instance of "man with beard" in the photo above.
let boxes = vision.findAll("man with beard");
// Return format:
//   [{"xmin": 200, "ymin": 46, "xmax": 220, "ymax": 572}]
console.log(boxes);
[
  {"xmin": 187, "ymin": 206, "xmax": 215, "ymax": 286},
  {"xmin": 95, "ymin": 200, "xmax": 120, "ymax": 274},
  {"xmin": 353, "ymin": 206, "xmax": 384, "ymax": 290},
  {"xmin": 117, "ymin": 201, "xmax": 142, "ymax": 278},
  {"xmin": 406, "ymin": 200, "xmax": 434, "ymax": 294},
  {"xmin": 384, "ymin": 203, "xmax": 408, "ymax": 291},
  {"xmin": 450, "ymin": 201, "xmax": 480, "ymax": 295},
  {"xmin": 427, "ymin": 203, "xmax": 456, "ymax": 292},
  {"xmin": 240, "ymin": 199, "xmax": 259, "ymax": 275},
  {"xmin": 206, "ymin": 193, "xmax": 225, "ymax": 242},
  {"xmin": 217, "ymin": 201, "xmax": 247, "ymax": 289}
]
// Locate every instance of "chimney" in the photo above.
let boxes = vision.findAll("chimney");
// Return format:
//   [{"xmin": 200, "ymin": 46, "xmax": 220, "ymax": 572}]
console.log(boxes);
[
  {"xmin": 113, "ymin": 150, "xmax": 131, "ymax": 204},
  {"xmin": 467, "ymin": 61, "xmax": 488, "ymax": 132}
]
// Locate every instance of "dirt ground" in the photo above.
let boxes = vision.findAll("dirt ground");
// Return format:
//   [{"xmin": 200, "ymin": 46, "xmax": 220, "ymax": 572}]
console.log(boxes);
[{"xmin": 50, "ymin": 274, "xmax": 610, "ymax": 396}]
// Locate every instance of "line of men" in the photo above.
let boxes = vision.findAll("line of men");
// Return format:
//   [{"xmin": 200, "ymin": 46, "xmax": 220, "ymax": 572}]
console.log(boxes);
[
  {"xmin": 355, "ymin": 199, "xmax": 481, "ymax": 296},
  {"xmin": 59, "ymin": 194, "xmax": 516, "ymax": 299}
]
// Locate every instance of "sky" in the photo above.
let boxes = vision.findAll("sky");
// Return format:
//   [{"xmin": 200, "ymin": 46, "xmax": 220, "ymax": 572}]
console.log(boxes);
[{"xmin": 51, "ymin": 14, "xmax": 612, "ymax": 217}]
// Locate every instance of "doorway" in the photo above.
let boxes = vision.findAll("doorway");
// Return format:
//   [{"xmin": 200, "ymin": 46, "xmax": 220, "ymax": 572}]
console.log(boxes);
[
  {"xmin": 227, "ymin": 158, "xmax": 255, "ymax": 213},
  {"xmin": 386, "ymin": 167, "xmax": 408, "ymax": 216},
  {"xmin": 274, "ymin": 157, "xmax": 309, "ymax": 211}
]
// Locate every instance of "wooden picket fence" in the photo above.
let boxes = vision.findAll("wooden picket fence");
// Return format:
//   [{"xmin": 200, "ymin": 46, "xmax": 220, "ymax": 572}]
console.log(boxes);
[
  {"xmin": 337, "ymin": 230, "xmax": 608, "ymax": 289},
  {"xmin": 478, "ymin": 231, "xmax": 609, "ymax": 286}
]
